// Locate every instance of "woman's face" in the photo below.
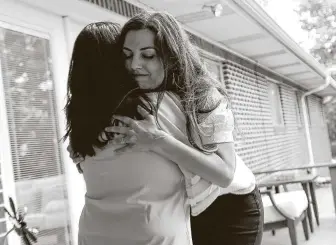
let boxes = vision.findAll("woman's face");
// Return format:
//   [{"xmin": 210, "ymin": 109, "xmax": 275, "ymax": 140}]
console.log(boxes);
[{"xmin": 123, "ymin": 28, "xmax": 165, "ymax": 89}]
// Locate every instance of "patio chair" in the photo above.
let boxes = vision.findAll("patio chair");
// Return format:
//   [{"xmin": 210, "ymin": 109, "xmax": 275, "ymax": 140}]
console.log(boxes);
[{"xmin": 261, "ymin": 189, "xmax": 310, "ymax": 245}]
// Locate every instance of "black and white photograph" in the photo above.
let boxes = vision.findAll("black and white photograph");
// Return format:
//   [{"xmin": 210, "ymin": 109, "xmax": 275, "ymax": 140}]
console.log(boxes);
[{"xmin": 0, "ymin": 0, "xmax": 335, "ymax": 245}]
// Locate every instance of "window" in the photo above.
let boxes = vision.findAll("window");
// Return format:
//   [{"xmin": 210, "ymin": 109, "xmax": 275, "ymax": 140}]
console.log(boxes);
[
  {"xmin": 308, "ymin": 97, "xmax": 325, "ymax": 127},
  {"xmin": 0, "ymin": 26, "xmax": 71, "ymax": 245},
  {"xmin": 201, "ymin": 56, "xmax": 224, "ymax": 85},
  {"xmin": 268, "ymin": 83, "xmax": 284, "ymax": 126}
]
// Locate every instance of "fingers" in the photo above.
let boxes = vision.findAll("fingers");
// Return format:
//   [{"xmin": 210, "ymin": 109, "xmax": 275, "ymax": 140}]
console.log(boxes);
[
  {"xmin": 66, "ymin": 145, "xmax": 72, "ymax": 153},
  {"xmin": 113, "ymin": 115, "xmax": 134, "ymax": 126},
  {"xmin": 114, "ymin": 133, "xmax": 124, "ymax": 139},
  {"xmin": 67, "ymin": 145, "xmax": 77, "ymax": 159},
  {"xmin": 66, "ymin": 144, "xmax": 84, "ymax": 162},
  {"xmin": 67, "ymin": 145, "xmax": 74, "ymax": 158},
  {"xmin": 70, "ymin": 151, "xmax": 76, "ymax": 159},
  {"xmin": 105, "ymin": 126, "xmax": 134, "ymax": 135},
  {"xmin": 137, "ymin": 106, "xmax": 150, "ymax": 118},
  {"xmin": 73, "ymin": 156, "xmax": 84, "ymax": 164},
  {"xmin": 110, "ymin": 135, "xmax": 137, "ymax": 145},
  {"xmin": 98, "ymin": 131, "xmax": 109, "ymax": 143}
]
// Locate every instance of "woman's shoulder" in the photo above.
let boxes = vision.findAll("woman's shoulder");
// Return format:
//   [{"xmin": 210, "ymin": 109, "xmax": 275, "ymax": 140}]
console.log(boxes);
[
  {"xmin": 197, "ymin": 87, "xmax": 229, "ymax": 119},
  {"xmin": 197, "ymin": 87, "xmax": 234, "ymax": 136},
  {"xmin": 198, "ymin": 87, "xmax": 228, "ymax": 113}
]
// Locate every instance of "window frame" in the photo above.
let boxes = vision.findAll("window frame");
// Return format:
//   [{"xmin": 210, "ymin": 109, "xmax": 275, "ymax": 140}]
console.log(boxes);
[{"xmin": 200, "ymin": 53, "xmax": 225, "ymax": 87}]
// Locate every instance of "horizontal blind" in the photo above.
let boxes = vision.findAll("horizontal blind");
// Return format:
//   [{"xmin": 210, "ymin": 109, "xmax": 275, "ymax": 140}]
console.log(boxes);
[
  {"xmin": 224, "ymin": 61, "xmax": 271, "ymax": 173},
  {"xmin": 308, "ymin": 96, "xmax": 332, "ymax": 162},
  {"xmin": 0, "ymin": 27, "xmax": 72, "ymax": 245},
  {"xmin": 308, "ymin": 96, "xmax": 324, "ymax": 127},
  {"xmin": 223, "ymin": 60, "xmax": 307, "ymax": 181},
  {"xmin": 278, "ymin": 85, "xmax": 305, "ymax": 169}
]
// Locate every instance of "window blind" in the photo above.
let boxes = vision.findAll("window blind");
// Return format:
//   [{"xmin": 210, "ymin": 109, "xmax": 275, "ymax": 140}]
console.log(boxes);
[{"xmin": 0, "ymin": 27, "xmax": 72, "ymax": 245}]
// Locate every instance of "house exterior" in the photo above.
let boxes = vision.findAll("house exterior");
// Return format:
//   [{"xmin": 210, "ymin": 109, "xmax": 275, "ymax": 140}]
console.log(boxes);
[{"xmin": 0, "ymin": 0, "xmax": 335, "ymax": 244}]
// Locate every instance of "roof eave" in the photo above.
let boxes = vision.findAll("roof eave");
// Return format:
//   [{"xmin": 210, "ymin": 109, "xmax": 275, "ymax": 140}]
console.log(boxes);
[{"xmin": 225, "ymin": 0, "xmax": 327, "ymax": 80}]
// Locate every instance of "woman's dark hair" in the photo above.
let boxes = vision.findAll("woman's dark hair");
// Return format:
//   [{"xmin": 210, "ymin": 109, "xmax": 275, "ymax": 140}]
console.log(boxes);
[
  {"xmin": 119, "ymin": 11, "xmax": 230, "ymax": 152},
  {"xmin": 63, "ymin": 22, "xmax": 151, "ymax": 158}
]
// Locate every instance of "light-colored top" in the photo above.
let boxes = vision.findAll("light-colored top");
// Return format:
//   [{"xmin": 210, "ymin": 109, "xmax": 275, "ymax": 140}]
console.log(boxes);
[
  {"xmin": 77, "ymin": 93, "xmax": 195, "ymax": 244},
  {"xmin": 193, "ymin": 89, "xmax": 256, "ymax": 192},
  {"xmin": 78, "ymin": 141, "xmax": 192, "ymax": 245},
  {"xmin": 159, "ymin": 90, "xmax": 256, "ymax": 216}
]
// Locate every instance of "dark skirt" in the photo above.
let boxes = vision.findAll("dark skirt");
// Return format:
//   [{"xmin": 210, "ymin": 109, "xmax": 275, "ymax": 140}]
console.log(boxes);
[{"xmin": 190, "ymin": 186, "xmax": 264, "ymax": 245}]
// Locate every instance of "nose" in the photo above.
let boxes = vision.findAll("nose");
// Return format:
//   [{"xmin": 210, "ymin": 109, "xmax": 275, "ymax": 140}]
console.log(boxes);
[{"xmin": 130, "ymin": 54, "xmax": 142, "ymax": 71}]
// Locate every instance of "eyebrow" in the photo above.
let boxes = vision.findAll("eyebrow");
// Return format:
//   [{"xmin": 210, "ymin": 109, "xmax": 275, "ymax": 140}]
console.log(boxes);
[{"xmin": 123, "ymin": 47, "xmax": 156, "ymax": 51}]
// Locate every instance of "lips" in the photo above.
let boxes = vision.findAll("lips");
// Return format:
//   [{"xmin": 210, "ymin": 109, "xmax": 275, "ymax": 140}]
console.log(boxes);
[
  {"xmin": 132, "ymin": 74, "xmax": 149, "ymax": 81},
  {"xmin": 132, "ymin": 74, "xmax": 149, "ymax": 77}
]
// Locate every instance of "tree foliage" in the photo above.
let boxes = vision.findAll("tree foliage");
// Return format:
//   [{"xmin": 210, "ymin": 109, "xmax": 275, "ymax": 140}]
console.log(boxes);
[
  {"xmin": 297, "ymin": 0, "xmax": 336, "ymax": 146},
  {"xmin": 296, "ymin": 0, "xmax": 336, "ymax": 66}
]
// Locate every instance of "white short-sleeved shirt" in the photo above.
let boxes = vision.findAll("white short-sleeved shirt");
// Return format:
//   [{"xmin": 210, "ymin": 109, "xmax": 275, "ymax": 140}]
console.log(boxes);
[
  {"xmin": 165, "ymin": 89, "xmax": 256, "ymax": 216},
  {"xmin": 78, "ymin": 147, "xmax": 192, "ymax": 245}
]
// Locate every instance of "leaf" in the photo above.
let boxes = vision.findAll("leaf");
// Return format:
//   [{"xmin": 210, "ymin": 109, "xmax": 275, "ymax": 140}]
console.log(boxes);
[
  {"xmin": 22, "ymin": 232, "xmax": 32, "ymax": 245},
  {"xmin": 25, "ymin": 230, "xmax": 38, "ymax": 243},
  {"xmin": 297, "ymin": 0, "xmax": 336, "ymax": 65},
  {"xmin": 9, "ymin": 197, "xmax": 17, "ymax": 218}
]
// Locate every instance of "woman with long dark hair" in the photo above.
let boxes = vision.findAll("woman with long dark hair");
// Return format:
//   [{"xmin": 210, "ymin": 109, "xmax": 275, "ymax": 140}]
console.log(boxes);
[{"xmin": 63, "ymin": 22, "xmax": 151, "ymax": 158}]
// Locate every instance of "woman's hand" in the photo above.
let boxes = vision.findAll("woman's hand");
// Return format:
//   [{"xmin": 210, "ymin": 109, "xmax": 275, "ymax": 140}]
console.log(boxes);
[
  {"xmin": 104, "ymin": 106, "xmax": 167, "ymax": 151},
  {"xmin": 66, "ymin": 145, "xmax": 84, "ymax": 163}
]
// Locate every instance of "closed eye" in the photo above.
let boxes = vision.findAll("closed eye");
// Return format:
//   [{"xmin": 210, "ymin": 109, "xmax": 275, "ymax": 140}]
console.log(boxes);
[{"xmin": 143, "ymin": 54, "xmax": 154, "ymax": 59}]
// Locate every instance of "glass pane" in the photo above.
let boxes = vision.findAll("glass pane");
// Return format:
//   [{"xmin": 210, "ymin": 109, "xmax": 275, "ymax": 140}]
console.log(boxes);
[
  {"xmin": 202, "ymin": 57, "xmax": 222, "ymax": 83},
  {"xmin": 0, "ymin": 27, "xmax": 72, "ymax": 245},
  {"xmin": 206, "ymin": 62, "xmax": 221, "ymax": 81},
  {"xmin": 0, "ymin": 29, "xmax": 62, "ymax": 181},
  {"xmin": 268, "ymin": 84, "xmax": 283, "ymax": 125}
]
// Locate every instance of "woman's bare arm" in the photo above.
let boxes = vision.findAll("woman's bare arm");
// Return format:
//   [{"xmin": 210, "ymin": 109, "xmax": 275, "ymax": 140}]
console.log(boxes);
[{"xmin": 153, "ymin": 134, "xmax": 235, "ymax": 188}]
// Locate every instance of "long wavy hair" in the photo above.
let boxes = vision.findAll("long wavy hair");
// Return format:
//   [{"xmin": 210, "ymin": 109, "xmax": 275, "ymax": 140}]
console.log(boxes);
[
  {"xmin": 63, "ymin": 22, "xmax": 151, "ymax": 158},
  {"xmin": 119, "ymin": 11, "xmax": 229, "ymax": 152}
]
